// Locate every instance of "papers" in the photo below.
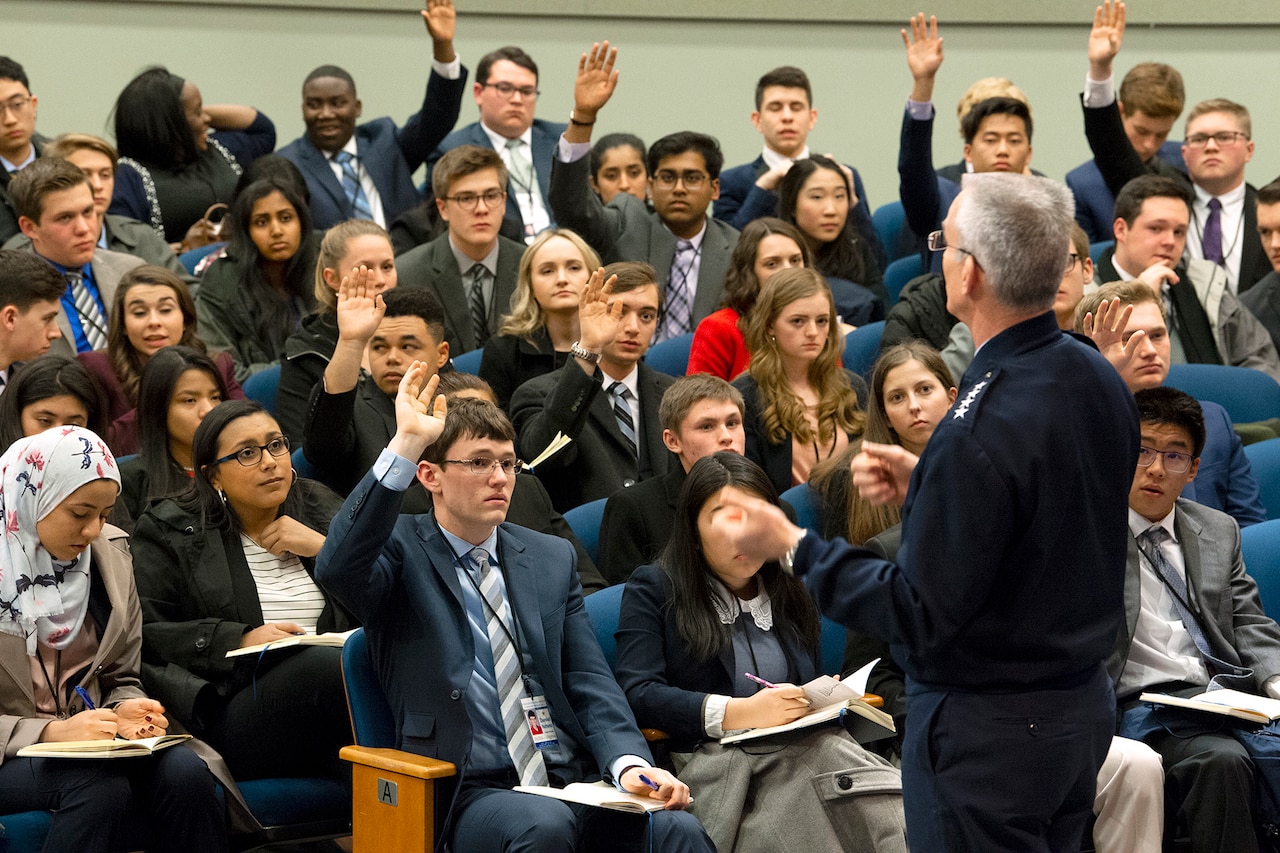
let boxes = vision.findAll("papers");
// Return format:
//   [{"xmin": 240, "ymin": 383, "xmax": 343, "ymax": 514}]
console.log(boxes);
[
  {"xmin": 226, "ymin": 629, "xmax": 356, "ymax": 658},
  {"xmin": 18, "ymin": 734, "xmax": 192, "ymax": 759},
  {"xmin": 514, "ymin": 780, "xmax": 669, "ymax": 814},
  {"xmin": 722, "ymin": 660, "xmax": 895, "ymax": 746},
  {"xmin": 527, "ymin": 432, "xmax": 571, "ymax": 470},
  {"xmin": 801, "ymin": 657, "xmax": 880, "ymax": 707},
  {"xmin": 1140, "ymin": 688, "xmax": 1280, "ymax": 724}
]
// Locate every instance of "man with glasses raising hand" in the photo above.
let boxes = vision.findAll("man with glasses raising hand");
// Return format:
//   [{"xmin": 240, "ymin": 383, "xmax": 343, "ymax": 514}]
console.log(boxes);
[
  {"xmin": 548, "ymin": 42, "xmax": 739, "ymax": 343},
  {"xmin": 0, "ymin": 57, "xmax": 44, "ymax": 244}
]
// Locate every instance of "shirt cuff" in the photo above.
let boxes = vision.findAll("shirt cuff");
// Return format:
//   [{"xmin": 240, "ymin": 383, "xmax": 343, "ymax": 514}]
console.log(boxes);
[
  {"xmin": 373, "ymin": 448, "xmax": 417, "ymax": 491},
  {"xmin": 609, "ymin": 755, "xmax": 652, "ymax": 791},
  {"xmin": 702, "ymin": 693, "xmax": 731, "ymax": 738},
  {"xmin": 557, "ymin": 136, "xmax": 591, "ymax": 163},
  {"xmin": 432, "ymin": 57, "xmax": 462, "ymax": 80},
  {"xmin": 1264, "ymin": 675, "xmax": 1280, "ymax": 700},
  {"xmin": 1083, "ymin": 74, "xmax": 1115, "ymax": 109},
  {"xmin": 906, "ymin": 99, "xmax": 934, "ymax": 122}
]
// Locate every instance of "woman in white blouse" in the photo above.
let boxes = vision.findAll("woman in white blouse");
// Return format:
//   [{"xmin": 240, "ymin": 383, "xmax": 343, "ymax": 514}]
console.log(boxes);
[{"xmin": 131, "ymin": 400, "xmax": 353, "ymax": 781}]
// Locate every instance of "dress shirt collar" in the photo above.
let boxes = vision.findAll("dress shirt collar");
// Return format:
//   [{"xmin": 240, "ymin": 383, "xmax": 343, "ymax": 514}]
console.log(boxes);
[
  {"xmin": 448, "ymin": 234, "xmax": 500, "ymax": 277},
  {"xmin": 712, "ymin": 580, "xmax": 773, "ymax": 631},
  {"xmin": 439, "ymin": 523, "xmax": 500, "ymax": 567},
  {"xmin": 760, "ymin": 145, "xmax": 810, "ymax": 172},
  {"xmin": 1193, "ymin": 179, "xmax": 1246, "ymax": 210},
  {"xmin": 602, "ymin": 363, "xmax": 640, "ymax": 399},
  {"xmin": 1128, "ymin": 506, "xmax": 1178, "ymax": 544},
  {"xmin": 480, "ymin": 122, "xmax": 533, "ymax": 152},
  {"xmin": 1, "ymin": 145, "xmax": 36, "ymax": 173},
  {"xmin": 662, "ymin": 218, "xmax": 707, "ymax": 250},
  {"xmin": 328, "ymin": 136, "xmax": 361, "ymax": 162}
]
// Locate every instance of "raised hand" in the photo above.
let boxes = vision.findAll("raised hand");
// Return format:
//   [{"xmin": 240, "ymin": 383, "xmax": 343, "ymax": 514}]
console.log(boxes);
[
  {"xmin": 709, "ymin": 487, "xmax": 803, "ymax": 569},
  {"xmin": 573, "ymin": 41, "xmax": 619, "ymax": 119},
  {"xmin": 852, "ymin": 441, "xmax": 919, "ymax": 507},
  {"xmin": 1082, "ymin": 297, "xmax": 1147, "ymax": 375},
  {"xmin": 335, "ymin": 265, "xmax": 387, "ymax": 344},
  {"xmin": 576, "ymin": 268, "xmax": 623, "ymax": 355},
  {"xmin": 902, "ymin": 14, "xmax": 944, "ymax": 85},
  {"xmin": 115, "ymin": 698, "xmax": 169, "ymax": 740},
  {"xmin": 422, "ymin": 0, "xmax": 455, "ymax": 43},
  {"xmin": 259, "ymin": 515, "xmax": 326, "ymax": 558},
  {"xmin": 391, "ymin": 366, "xmax": 447, "ymax": 460},
  {"xmin": 828, "ymin": 156, "xmax": 861, "ymax": 208},
  {"xmin": 1088, "ymin": 0, "xmax": 1126, "ymax": 77}
]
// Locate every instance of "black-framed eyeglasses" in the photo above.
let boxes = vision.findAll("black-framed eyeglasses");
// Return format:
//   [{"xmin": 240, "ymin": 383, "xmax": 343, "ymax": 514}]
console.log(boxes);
[
  {"xmin": 1066, "ymin": 252, "xmax": 1081, "ymax": 273},
  {"xmin": 214, "ymin": 436, "xmax": 291, "ymax": 467},
  {"xmin": 443, "ymin": 189, "xmax": 506, "ymax": 211},
  {"xmin": 480, "ymin": 82, "xmax": 539, "ymax": 100},
  {"xmin": 653, "ymin": 170, "xmax": 708, "ymax": 190},
  {"xmin": 1184, "ymin": 131, "xmax": 1249, "ymax": 149},
  {"xmin": 442, "ymin": 457, "xmax": 527, "ymax": 476},
  {"xmin": 1137, "ymin": 445, "xmax": 1194, "ymax": 474},
  {"xmin": 0, "ymin": 96, "xmax": 32, "ymax": 119},
  {"xmin": 926, "ymin": 229, "xmax": 978, "ymax": 263}
]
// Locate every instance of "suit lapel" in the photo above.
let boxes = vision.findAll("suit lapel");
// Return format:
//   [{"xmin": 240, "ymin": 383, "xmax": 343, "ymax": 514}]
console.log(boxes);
[
  {"xmin": 693, "ymin": 221, "xmax": 732, "ymax": 321},
  {"xmin": 637, "ymin": 365, "xmax": 668, "ymax": 476},
  {"xmin": 299, "ymin": 141, "xmax": 350, "ymax": 218},
  {"xmin": 497, "ymin": 528, "xmax": 550, "ymax": 674},
  {"xmin": 651, "ymin": 222, "xmax": 677, "ymax": 289},
  {"xmin": 415, "ymin": 514, "xmax": 468, "ymax": 616},
  {"xmin": 492, "ymin": 239, "xmax": 522, "ymax": 334},
  {"xmin": 530, "ymin": 123, "xmax": 554, "ymax": 204},
  {"xmin": 430, "ymin": 239, "xmax": 477, "ymax": 352},
  {"xmin": 356, "ymin": 127, "xmax": 395, "ymax": 214},
  {"xmin": 1174, "ymin": 506, "xmax": 1208, "ymax": 614},
  {"xmin": 1242, "ymin": 186, "xmax": 1266, "ymax": 290},
  {"xmin": 750, "ymin": 155, "xmax": 768, "ymax": 180}
]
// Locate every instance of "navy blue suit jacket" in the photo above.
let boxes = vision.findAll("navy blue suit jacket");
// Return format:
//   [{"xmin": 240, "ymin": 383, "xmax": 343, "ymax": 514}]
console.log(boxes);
[
  {"xmin": 315, "ymin": 471, "xmax": 651, "ymax": 785},
  {"xmin": 897, "ymin": 106, "xmax": 957, "ymax": 277},
  {"xmin": 1066, "ymin": 141, "xmax": 1186, "ymax": 244},
  {"xmin": 279, "ymin": 67, "xmax": 467, "ymax": 231},
  {"xmin": 428, "ymin": 118, "xmax": 567, "ymax": 236},
  {"xmin": 715, "ymin": 154, "xmax": 871, "ymax": 231},
  {"xmin": 1185, "ymin": 399, "xmax": 1266, "ymax": 527}
]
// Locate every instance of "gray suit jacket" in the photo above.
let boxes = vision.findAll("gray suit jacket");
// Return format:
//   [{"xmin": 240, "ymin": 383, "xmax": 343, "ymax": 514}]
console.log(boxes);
[
  {"xmin": 40, "ymin": 248, "xmax": 145, "ymax": 359},
  {"xmin": 548, "ymin": 155, "xmax": 738, "ymax": 327},
  {"xmin": 4, "ymin": 214, "xmax": 193, "ymax": 287},
  {"xmin": 394, "ymin": 233, "xmax": 523, "ymax": 355},
  {"xmin": 1109, "ymin": 498, "xmax": 1280, "ymax": 693}
]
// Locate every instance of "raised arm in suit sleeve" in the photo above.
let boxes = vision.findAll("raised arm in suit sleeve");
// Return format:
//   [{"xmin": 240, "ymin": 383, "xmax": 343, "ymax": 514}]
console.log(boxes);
[
  {"xmin": 547, "ymin": 152, "xmax": 649, "ymax": 262},
  {"xmin": 897, "ymin": 105, "xmax": 943, "ymax": 241},
  {"xmin": 396, "ymin": 64, "xmax": 469, "ymax": 171},
  {"xmin": 510, "ymin": 364, "xmax": 602, "ymax": 471}
]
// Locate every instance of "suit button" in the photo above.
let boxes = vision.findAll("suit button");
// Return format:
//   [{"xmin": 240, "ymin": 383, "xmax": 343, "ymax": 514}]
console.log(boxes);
[
  {"xmin": 450, "ymin": 689, "xmax": 461, "ymax": 700},
  {"xmin": 195, "ymin": 638, "xmax": 207, "ymax": 650},
  {"xmin": 836, "ymin": 774, "xmax": 853, "ymax": 791},
  {"xmin": 1028, "ymin": 721, "xmax": 1038, "ymax": 735},
  {"xmin": 623, "ymin": 479, "xmax": 636, "ymax": 488}
]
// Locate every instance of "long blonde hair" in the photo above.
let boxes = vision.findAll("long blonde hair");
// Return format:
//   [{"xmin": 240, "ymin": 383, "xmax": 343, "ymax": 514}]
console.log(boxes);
[
  {"xmin": 742, "ymin": 268, "xmax": 863, "ymax": 445},
  {"xmin": 312, "ymin": 219, "xmax": 390, "ymax": 311},
  {"xmin": 498, "ymin": 229, "xmax": 601, "ymax": 341}
]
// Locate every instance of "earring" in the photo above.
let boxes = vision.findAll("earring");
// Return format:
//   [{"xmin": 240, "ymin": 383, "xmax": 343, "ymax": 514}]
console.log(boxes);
[{"xmin": 217, "ymin": 488, "xmax": 227, "ymax": 505}]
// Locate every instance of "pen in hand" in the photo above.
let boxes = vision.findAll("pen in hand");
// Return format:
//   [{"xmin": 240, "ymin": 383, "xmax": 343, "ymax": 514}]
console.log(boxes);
[
  {"xmin": 74, "ymin": 686, "xmax": 128, "ymax": 740},
  {"xmin": 744, "ymin": 672, "xmax": 780, "ymax": 690},
  {"xmin": 637, "ymin": 773, "xmax": 662, "ymax": 792}
]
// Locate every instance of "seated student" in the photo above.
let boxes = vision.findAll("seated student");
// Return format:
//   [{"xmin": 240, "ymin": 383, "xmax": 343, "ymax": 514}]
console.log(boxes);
[
  {"xmin": 733, "ymin": 268, "xmax": 867, "ymax": 494},
  {"xmin": 1095, "ymin": 174, "xmax": 1280, "ymax": 381},
  {"xmin": 510, "ymin": 262, "xmax": 675, "ymax": 512},
  {"xmin": 10, "ymin": 158, "xmax": 144, "ymax": 356},
  {"xmin": 0, "ymin": 426, "xmax": 227, "ymax": 853},
  {"xmin": 548, "ymin": 43, "xmax": 738, "ymax": 343},
  {"xmin": 279, "ymin": 0, "xmax": 465, "ymax": 230},
  {"xmin": 130, "ymin": 400, "xmax": 353, "ymax": 782},
  {"xmin": 1, "ymin": 133, "xmax": 194, "ymax": 284},
  {"xmin": 776, "ymin": 156, "xmax": 885, "ymax": 313},
  {"xmin": 277, "ymin": 219, "xmax": 398, "ymax": 444},
  {"xmin": 197, "ymin": 175, "xmax": 320, "ymax": 381},
  {"xmin": 78, "ymin": 265, "xmax": 243, "ymax": 455},
  {"xmin": 597, "ymin": 375, "xmax": 745, "ymax": 586},
  {"xmin": 614, "ymin": 451, "xmax": 907, "ymax": 852},
  {"xmin": 118, "ymin": 346, "xmax": 227, "ymax": 521},
  {"xmin": 314, "ymin": 380, "xmax": 712, "ymax": 853},
  {"xmin": 0, "ymin": 354, "xmax": 107, "ymax": 450},
  {"xmin": 590, "ymin": 133, "xmax": 647, "ymax": 204},
  {"xmin": 1239, "ymin": 179, "xmax": 1280, "ymax": 351},
  {"xmin": 435, "ymin": 370, "xmax": 606, "ymax": 594},
  {"xmin": 477, "ymin": 228, "xmax": 601, "ymax": 411},
  {"xmin": 935, "ymin": 76, "xmax": 1037, "ymax": 185},
  {"xmin": 1113, "ymin": 386, "xmax": 1280, "ymax": 853},
  {"xmin": 1077, "ymin": 280, "xmax": 1265, "ymax": 526},
  {"xmin": 0, "ymin": 56, "xmax": 43, "ymax": 244},
  {"xmin": 304, "ymin": 282, "xmax": 450, "ymax": 504},
  {"xmin": 110, "ymin": 67, "xmax": 275, "ymax": 248},
  {"xmin": 396, "ymin": 145, "xmax": 525, "ymax": 355},
  {"xmin": 716, "ymin": 66, "xmax": 875, "ymax": 235},
  {"xmin": 0, "ymin": 249, "xmax": 65, "ymax": 391}
]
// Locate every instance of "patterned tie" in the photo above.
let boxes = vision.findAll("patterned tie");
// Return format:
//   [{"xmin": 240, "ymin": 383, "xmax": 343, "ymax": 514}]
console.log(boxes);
[
  {"xmin": 468, "ymin": 264, "xmax": 491, "ymax": 348},
  {"xmin": 1137, "ymin": 527, "xmax": 1252, "ymax": 689},
  {"xmin": 504, "ymin": 138, "xmax": 535, "ymax": 197},
  {"xmin": 334, "ymin": 151, "xmax": 374, "ymax": 222},
  {"xmin": 1202, "ymin": 198, "xmax": 1224, "ymax": 266},
  {"xmin": 608, "ymin": 382, "xmax": 638, "ymax": 459},
  {"xmin": 64, "ymin": 270, "xmax": 108, "ymax": 352},
  {"xmin": 658, "ymin": 239, "xmax": 696, "ymax": 343},
  {"xmin": 470, "ymin": 548, "xmax": 548, "ymax": 786}
]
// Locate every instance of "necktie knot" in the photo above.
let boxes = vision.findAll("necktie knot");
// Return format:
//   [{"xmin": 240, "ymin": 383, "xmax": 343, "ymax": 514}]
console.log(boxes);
[
  {"xmin": 1208, "ymin": 198, "xmax": 1222, "ymax": 213},
  {"xmin": 468, "ymin": 547, "xmax": 491, "ymax": 578},
  {"xmin": 609, "ymin": 382, "xmax": 630, "ymax": 402},
  {"xmin": 675, "ymin": 239, "xmax": 694, "ymax": 255},
  {"xmin": 504, "ymin": 138, "xmax": 523, "ymax": 152},
  {"xmin": 1140, "ymin": 526, "xmax": 1169, "ymax": 549},
  {"xmin": 334, "ymin": 150, "xmax": 353, "ymax": 165}
]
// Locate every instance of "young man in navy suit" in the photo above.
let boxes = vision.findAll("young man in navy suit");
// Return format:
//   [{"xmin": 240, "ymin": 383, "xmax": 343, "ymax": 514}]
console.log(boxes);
[
  {"xmin": 278, "ymin": 0, "xmax": 466, "ymax": 230},
  {"xmin": 315, "ymin": 372, "xmax": 712, "ymax": 853}
]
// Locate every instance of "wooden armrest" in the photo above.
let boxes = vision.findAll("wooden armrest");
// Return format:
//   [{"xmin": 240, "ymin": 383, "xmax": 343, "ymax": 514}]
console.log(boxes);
[
  {"xmin": 640, "ymin": 728, "xmax": 669, "ymax": 742},
  {"xmin": 862, "ymin": 693, "xmax": 883, "ymax": 709},
  {"xmin": 340, "ymin": 745, "xmax": 456, "ymax": 780}
]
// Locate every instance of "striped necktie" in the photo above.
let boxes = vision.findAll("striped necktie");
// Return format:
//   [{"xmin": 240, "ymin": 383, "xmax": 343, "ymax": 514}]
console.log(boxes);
[
  {"xmin": 334, "ymin": 151, "xmax": 374, "ymax": 221},
  {"xmin": 608, "ymin": 381, "xmax": 638, "ymax": 459},
  {"xmin": 470, "ymin": 548, "xmax": 549, "ymax": 786},
  {"xmin": 469, "ymin": 264, "xmax": 491, "ymax": 348},
  {"xmin": 658, "ymin": 239, "xmax": 696, "ymax": 342},
  {"xmin": 64, "ymin": 269, "xmax": 108, "ymax": 352}
]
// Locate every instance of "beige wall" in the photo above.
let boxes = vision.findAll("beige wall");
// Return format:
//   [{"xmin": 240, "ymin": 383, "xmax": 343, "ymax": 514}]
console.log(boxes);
[{"xmin": 10, "ymin": 2, "xmax": 1279, "ymax": 217}]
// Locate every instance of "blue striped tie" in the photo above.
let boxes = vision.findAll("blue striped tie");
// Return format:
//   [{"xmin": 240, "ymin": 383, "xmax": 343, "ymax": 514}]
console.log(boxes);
[
  {"xmin": 608, "ymin": 382, "xmax": 638, "ymax": 459},
  {"xmin": 334, "ymin": 151, "xmax": 374, "ymax": 221}
]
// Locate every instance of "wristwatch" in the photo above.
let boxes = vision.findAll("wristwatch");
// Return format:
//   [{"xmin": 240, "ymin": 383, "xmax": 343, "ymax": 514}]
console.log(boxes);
[
  {"xmin": 569, "ymin": 110, "xmax": 596, "ymax": 127},
  {"xmin": 570, "ymin": 341, "xmax": 601, "ymax": 365},
  {"xmin": 780, "ymin": 529, "xmax": 807, "ymax": 575}
]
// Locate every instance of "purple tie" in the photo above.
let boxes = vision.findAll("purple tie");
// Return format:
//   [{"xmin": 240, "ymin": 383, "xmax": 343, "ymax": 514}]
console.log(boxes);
[{"xmin": 1202, "ymin": 198, "xmax": 1223, "ymax": 266}]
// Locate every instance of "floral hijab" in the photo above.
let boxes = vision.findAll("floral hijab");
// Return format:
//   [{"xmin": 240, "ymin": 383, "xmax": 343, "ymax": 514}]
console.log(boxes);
[{"xmin": 0, "ymin": 426, "xmax": 120, "ymax": 655}]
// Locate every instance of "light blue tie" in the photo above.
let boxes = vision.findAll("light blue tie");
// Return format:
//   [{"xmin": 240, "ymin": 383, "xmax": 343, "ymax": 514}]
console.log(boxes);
[{"xmin": 334, "ymin": 151, "xmax": 374, "ymax": 221}]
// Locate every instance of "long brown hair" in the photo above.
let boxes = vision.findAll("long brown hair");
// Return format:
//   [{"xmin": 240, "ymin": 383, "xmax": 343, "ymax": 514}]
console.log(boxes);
[
  {"xmin": 498, "ymin": 228, "xmax": 601, "ymax": 341},
  {"xmin": 107, "ymin": 265, "xmax": 204, "ymax": 405},
  {"xmin": 742, "ymin": 268, "xmax": 862, "ymax": 445}
]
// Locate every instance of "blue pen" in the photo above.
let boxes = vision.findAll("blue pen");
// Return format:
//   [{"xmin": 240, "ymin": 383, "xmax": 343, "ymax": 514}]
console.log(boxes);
[
  {"xmin": 637, "ymin": 773, "xmax": 661, "ymax": 792},
  {"xmin": 74, "ymin": 686, "xmax": 95, "ymax": 710}
]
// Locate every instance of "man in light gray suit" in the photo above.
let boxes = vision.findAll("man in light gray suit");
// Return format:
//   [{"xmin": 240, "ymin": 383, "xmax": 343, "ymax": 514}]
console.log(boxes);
[
  {"xmin": 395, "ymin": 145, "xmax": 521, "ymax": 356},
  {"xmin": 548, "ymin": 43, "xmax": 738, "ymax": 342},
  {"xmin": 1112, "ymin": 385, "xmax": 1280, "ymax": 853},
  {"xmin": 9, "ymin": 158, "xmax": 142, "ymax": 356}
]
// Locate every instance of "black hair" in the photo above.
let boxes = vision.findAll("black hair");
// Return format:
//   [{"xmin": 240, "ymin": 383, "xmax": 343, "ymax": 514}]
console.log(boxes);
[
  {"xmin": 381, "ymin": 286, "xmax": 446, "ymax": 344},
  {"xmin": 0, "ymin": 355, "xmax": 108, "ymax": 448},
  {"xmin": 776, "ymin": 155, "xmax": 868, "ymax": 286},
  {"xmin": 112, "ymin": 67, "xmax": 199, "ymax": 169},
  {"xmin": 647, "ymin": 132, "xmax": 724, "ymax": 181},
  {"xmin": 660, "ymin": 451, "xmax": 820, "ymax": 663},
  {"xmin": 135, "ymin": 346, "xmax": 228, "ymax": 504},
  {"xmin": 960, "ymin": 97, "xmax": 1034, "ymax": 145},
  {"xmin": 754, "ymin": 66, "xmax": 811, "ymax": 110},
  {"xmin": 0, "ymin": 250, "xmax": 67, "ymax": 310},
  {"xmin": 302, "ymin": 64, "xmax": 356, "ymax": 92},
  {"xmin": 233, "ymin": 154, "xmax": 311, "ymax": 204},
  {"xmin": 1113, "ymin": 174, "xmax": 1192, "ymax": 226},
  {"xmin": 0, "ymin": 57, "xmax": 30, "ymax": 91},
  {"xmin": 1135, "ymin": 386, "xmax": 1207, "ymax": 458},
  {"xmin": 477, "ymin": 46, "xmax": 538, "ymax": 84},
  {"xmin": 590, "ymin": 133, "xmax": 647, "ymax": 181}
]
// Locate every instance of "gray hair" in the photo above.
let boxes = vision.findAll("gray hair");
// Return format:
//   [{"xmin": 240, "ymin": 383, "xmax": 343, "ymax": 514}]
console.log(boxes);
[{"xmin": 954, "ymin": 173, "xmax": 1075, "ymax": 313}]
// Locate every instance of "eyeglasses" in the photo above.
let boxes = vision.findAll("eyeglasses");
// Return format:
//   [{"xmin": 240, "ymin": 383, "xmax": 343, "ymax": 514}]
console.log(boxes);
[
  {"xmin": 1066, "ymin": 252, "xmax": 1081, "ymax": 273},
  {"xmin": 480, "ymin": 82, "xmax": 539, "ymax": 100},
  {"xmin": 442, "ymin": 457, "xmax": 528, "ymax": 476},
  {"xmin": 1136, "ymin": 445, "xmax": 1194, "ymax": 474},
  {"xmin": 214, "ymin": 436, "xmax": 291, "ymax": 467},
  {"xmin": 443, "ymin": 189, "xmax": 507, "ymax": 211},
  {"xmin": 0, "ymin": 96, "xmax": 32, "ymax": 119},
  {"xmin": 926, "ymin": 229, "xmax": 978, "ymax": 263},
  {"xmin": 653, "ymin": 170, "xmax": 709, "ymax": 190},
  {"xmin": 1184, "ymin": 131, "xmax": 1249, "ymax": 149}
]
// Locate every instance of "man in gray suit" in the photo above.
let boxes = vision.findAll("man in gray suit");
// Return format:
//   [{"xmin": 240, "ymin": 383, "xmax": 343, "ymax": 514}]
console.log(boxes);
[
  {"xmin": 548, "ymin": 43, "xmax": 738, "ymax": 343},
  {"xmin": 1113, "ymin": 386, "xmax": 1280, "ymax": 853},
  {"xmin": 396, "ymin": 145, "xmax": 522, "ymax": 356},
  {"xmin": 9, "ymin": 158, "xmax": 142, "ymax": 356}
]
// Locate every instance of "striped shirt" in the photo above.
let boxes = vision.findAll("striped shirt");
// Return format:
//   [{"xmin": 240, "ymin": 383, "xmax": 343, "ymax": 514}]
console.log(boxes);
[{"xmin": 241, "ymin": 535, "xmax": 325, "ymax": 633}]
